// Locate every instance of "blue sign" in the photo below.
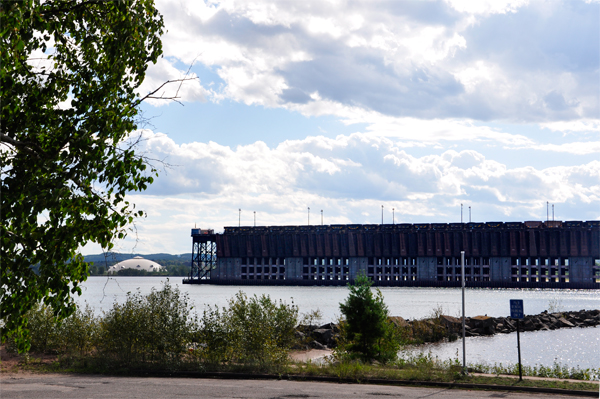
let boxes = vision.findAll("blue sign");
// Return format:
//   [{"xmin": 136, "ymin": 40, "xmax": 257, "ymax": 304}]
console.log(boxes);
[{"xmin": 510, "ymin": 299, "xmax": 524, "ymax": 319}]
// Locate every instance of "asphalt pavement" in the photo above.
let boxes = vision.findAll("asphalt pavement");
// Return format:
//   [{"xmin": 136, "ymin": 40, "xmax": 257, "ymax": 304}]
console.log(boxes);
[{"xmin": 1, "ymin": 373, "xmax": 596, "ymax": 399}]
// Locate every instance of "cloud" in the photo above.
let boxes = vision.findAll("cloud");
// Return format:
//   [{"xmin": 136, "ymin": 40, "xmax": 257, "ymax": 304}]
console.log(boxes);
[
  {"xmin": 151, "ymin": 0, "xmax": 598, "ymax": 123},
  {"xmin": 98, "ymin": 129, "xmax": 599, "ymax": 253},
  {"xmin": 444, "ymin": 0, "xmax": 529, "ymax": 15},
  {"xmin": 540, "ymin": 119, "xmax": 600, "ymax": 133},
  {"xmin": 96, "ymin": 1, "xmax": 600, "ymax": 255},
  {"xmin": 138, "ymin": 129, "xmax": 600, "ymax": 211}
]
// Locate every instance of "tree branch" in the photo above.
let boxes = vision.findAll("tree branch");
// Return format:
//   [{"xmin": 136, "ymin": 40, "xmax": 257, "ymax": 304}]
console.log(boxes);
[
  {"xmin": 134, "ymin": 76, "xmax": 198, "ymax": 107},
  {"xmin": 0, "ymin": 134, "xmax": 43, "ymax": 156}
]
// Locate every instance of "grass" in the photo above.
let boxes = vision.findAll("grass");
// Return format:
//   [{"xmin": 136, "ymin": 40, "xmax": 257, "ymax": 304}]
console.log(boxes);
[
  {"xmin": 286, "ymin": 356, "xmax": 598, "ymax": 392},
  {"xmin": 3, "ymin": 348, "xmax": 598, "ymax": 393}
]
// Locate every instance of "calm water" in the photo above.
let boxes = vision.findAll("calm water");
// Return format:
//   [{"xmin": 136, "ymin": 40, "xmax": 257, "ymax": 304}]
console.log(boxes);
[
  {"xmin": 77, "ymin": 276, "xmax": 599, "ymax": 369},
  {"xmin": 406, "ymin": 327, "xmax": 599, "ymax": 371},
  {"xmin": 79, "ymin": 276, "xmax": 599, "ymax": 320}
]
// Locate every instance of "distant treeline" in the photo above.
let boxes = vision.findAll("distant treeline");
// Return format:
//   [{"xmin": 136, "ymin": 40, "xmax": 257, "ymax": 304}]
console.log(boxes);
[{"xmin": 85, "ymin": 253, "xmax": 192, "ymax": 277}]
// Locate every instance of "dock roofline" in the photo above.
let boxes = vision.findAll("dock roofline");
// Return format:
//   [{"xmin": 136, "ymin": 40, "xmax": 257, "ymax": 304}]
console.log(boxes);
[{"xmin": 219, "ymin": 220, "xmax": 598, "ymax": 234}]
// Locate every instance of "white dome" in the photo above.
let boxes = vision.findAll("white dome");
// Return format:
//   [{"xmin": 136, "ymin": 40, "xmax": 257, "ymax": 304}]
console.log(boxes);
[{"xmin": 107, "ymin": 256, "xmax": 165, "ymax": 274}]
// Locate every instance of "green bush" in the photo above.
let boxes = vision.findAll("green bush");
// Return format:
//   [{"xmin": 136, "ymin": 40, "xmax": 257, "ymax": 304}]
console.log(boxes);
[
  {"xmin": 9, "ymin": 285, "xmax": 301, "ymax": 372},
  {"xmin": 10, "ymin": 303, "xmax": 98, "ymax": 356},
  {"xmin": 58, "ymin": 304, "xmax": 98, "ymax": 356},
  {"xmin": 197, "ymin": 292, "xmax": 298, "ymax": 368},
  {"xmin": 22, "ymin": 304, "xmax": 61, "ymax": 354},
  {"xmin": 99, "ymin": 280, "xmax": 197, "ymax": 365},
  {"xmin": 338, "ymin": 273, "xmax": 400, "ymax": 363}
]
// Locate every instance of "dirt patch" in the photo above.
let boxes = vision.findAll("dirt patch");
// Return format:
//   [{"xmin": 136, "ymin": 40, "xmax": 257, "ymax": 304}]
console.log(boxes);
[
  {"xmin": 289, "ymin": 349, "xmax": 332, "ymax": 363},
  {"xmin": 0, "ymin": 344, "xmax": 59, "ymax": 376}
]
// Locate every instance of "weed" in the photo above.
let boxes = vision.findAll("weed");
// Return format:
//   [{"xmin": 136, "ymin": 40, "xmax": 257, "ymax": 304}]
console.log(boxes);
[{"xmin": 547, "ymin": 298, "xmax": 565, "ymax": 313}]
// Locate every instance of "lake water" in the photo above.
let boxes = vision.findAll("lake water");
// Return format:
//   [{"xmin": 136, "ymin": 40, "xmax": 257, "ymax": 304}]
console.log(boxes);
[
  {"xmin": 405, "ymin": 327, "xmax": 599, "ymax": 371},
  {"xmin": 77, "ymin": 276, "xmax": 599, "ymax": 370}
]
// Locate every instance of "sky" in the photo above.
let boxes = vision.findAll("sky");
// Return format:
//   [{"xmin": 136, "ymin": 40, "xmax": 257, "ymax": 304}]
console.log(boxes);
[{"xmin": 85, "ymin": 0, "xmax": 600, "ymax": 255}]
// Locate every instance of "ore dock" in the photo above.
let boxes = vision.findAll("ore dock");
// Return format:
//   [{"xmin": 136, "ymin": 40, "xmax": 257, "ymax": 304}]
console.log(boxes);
[{"xmin": 183, "ymin": 221, "xmax": 600, "ymax": 289}]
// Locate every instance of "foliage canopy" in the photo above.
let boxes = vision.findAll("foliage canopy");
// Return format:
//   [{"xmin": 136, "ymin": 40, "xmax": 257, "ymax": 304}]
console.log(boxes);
[{"xmin": 1, "ymin": 0, "xmax": 164, "ymax": 351}]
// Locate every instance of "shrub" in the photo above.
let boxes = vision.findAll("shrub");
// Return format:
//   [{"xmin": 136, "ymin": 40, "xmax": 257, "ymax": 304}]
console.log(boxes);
[
  {"xmin": 10, "ymin": 303, "xmax": 98, "ymax": 356},
  {"xmin": 99, "ymin": 280, "xmax": 197, "ymax": 365},
  {"xmin": 58, "ymin": 304, "xmax": 98, "ymax": 356},
  {"xmin": 197, "ymin": 292, "xmax": 298, "ymax": 368},
  {"xmin": 338, "ymin": 273, "xmax": 400, "ymax": 363},
  {"xmin": 22, "ymin": 304, "xmax": 61, "ymax": 354}
]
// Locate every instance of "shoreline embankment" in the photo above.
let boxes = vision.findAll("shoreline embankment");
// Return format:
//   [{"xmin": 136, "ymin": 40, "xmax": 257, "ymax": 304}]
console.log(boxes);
[{"xmin": 297, "ymin": 309, "xmax": 600, "ymax": 349}]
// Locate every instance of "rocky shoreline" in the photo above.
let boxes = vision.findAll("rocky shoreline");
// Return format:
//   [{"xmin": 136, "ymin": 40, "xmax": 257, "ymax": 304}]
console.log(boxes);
[
  {"xmin": 440, "ymin": 309, "xmax": 600, "ymax": 337},
  {"xmin": 295, "ymin": 309, "xmax": 600, "ymax": 350}
]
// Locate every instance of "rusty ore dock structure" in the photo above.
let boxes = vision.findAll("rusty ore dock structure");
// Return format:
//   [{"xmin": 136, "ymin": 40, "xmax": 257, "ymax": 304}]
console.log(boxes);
[{"xmin": 183, "ymin": 220, "xmax": 600, "ymax": 289}]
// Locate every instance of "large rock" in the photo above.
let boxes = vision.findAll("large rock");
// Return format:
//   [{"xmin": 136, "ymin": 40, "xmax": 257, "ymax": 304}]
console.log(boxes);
[
  {"xmin": 470, "ymin": 315, "xmax": 495, "ymax": 335},
  {"xmin": 297, "ymin": 324, "xmax": 319, "ymax": 333},
  {"xmin": 439, "ymin": 315, "xmax": 461, "ymax": 333},
  {"xmin": 312, "ymin": 328, "xmax": 334, "ymax": 347},
  {"xmin": 309, "ymin": 340, "xmax": 327, "ymax": 350},
  {"xmin": 319, "ymin": 322, "xmax": 340, "ymax": 333},
  {"xmin": 503, "ymin": 318, "xmax": 515, "ymax": 330},
  {"xmin": 558, "ymin": 317, "xmax": 575, "ymax": 328},
  {"xmin": 521, "ymin": 318, "xmax": 536, "ymax": 331}
]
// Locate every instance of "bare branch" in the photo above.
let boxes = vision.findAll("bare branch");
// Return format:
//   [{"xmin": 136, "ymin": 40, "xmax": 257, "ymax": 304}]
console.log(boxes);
[
  {"xmin": 135, "ymin": 77, "xmax": 198, "ymax": 107},
  {"xmin": 136, "ymin": 55, "xmax": 202, "ymax": 106}
]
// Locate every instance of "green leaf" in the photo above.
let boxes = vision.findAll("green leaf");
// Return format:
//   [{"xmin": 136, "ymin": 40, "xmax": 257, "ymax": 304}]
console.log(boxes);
[{"xmin": 1, "ymin": 0, "xmax": 164, "ymax": 352}]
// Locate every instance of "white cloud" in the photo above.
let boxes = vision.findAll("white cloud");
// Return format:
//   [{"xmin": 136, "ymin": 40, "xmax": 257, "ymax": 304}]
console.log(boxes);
[
  {"xmin": 151, "ymin": 0, "xmax": 598, "ymax": 123},
  {"xmin": 540, "ymin": 119, "xmax": 600, "ymax": 133},
  {"xmin": 444, "ymin": 0, "xmax": 529, "ymax": 15},
  {"xmin": 95, "ymin": 129, "xmax": 599, "ymax": 253},
  {"xmin": 91, "ymin": 0, "xmax": 599, "ymax": 254},
  {"xmin": 528, "ymin": 141, "xmax": 600, "ymax": 155}
]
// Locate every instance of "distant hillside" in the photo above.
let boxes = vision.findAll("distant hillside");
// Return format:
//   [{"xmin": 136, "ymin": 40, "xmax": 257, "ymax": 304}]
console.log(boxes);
[
  {"xmin": 28, "ymin": 253, "xmax": 193, "ymax": 277},
  {"xmin": 83, "ymin": 253, "xmax": 193, "ymax": 276},
  {"xmin": 83, "ymin": 253, "xmax": 192, "ymax": 264}
]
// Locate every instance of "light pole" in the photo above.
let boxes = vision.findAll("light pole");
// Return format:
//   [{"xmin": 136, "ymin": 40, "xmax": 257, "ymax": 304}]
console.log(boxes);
[
  {"xmin": 461, "ymin": 204, "xmax": 463, "ymax": 223},
  {"xmin": 308, "ymin": 207, "xmax": 310, "ymax": 225},
  {"xmin": 392, "ymin": 207, "xmax": 395, "ymax": 224},
  {"xmin": 254, "ymin": 211, "xmax": 256, "ymax": 227},
  {"xmin": 321, "ymin": 210, "xmax": 323, "ymax": 225},
  {"xmin": 381, "ymin": 205, "xmax": 384, "ymax": 224},
  {"xmin": 469, "ymin": 206, "xmax": 471, "ymax": 223},
  {"xmin": 238, "ymin": 209, "xmax": 241, "ymax": 227},
  {"xmin": 461, "ymin": 250, "xmax": 467, "ymax": 375}
]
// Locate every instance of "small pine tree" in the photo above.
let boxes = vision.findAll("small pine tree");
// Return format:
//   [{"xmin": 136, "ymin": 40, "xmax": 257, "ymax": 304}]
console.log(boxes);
[{"xmin": 339, "ymin": 272, "xmax": 399, "ymax": 362}]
